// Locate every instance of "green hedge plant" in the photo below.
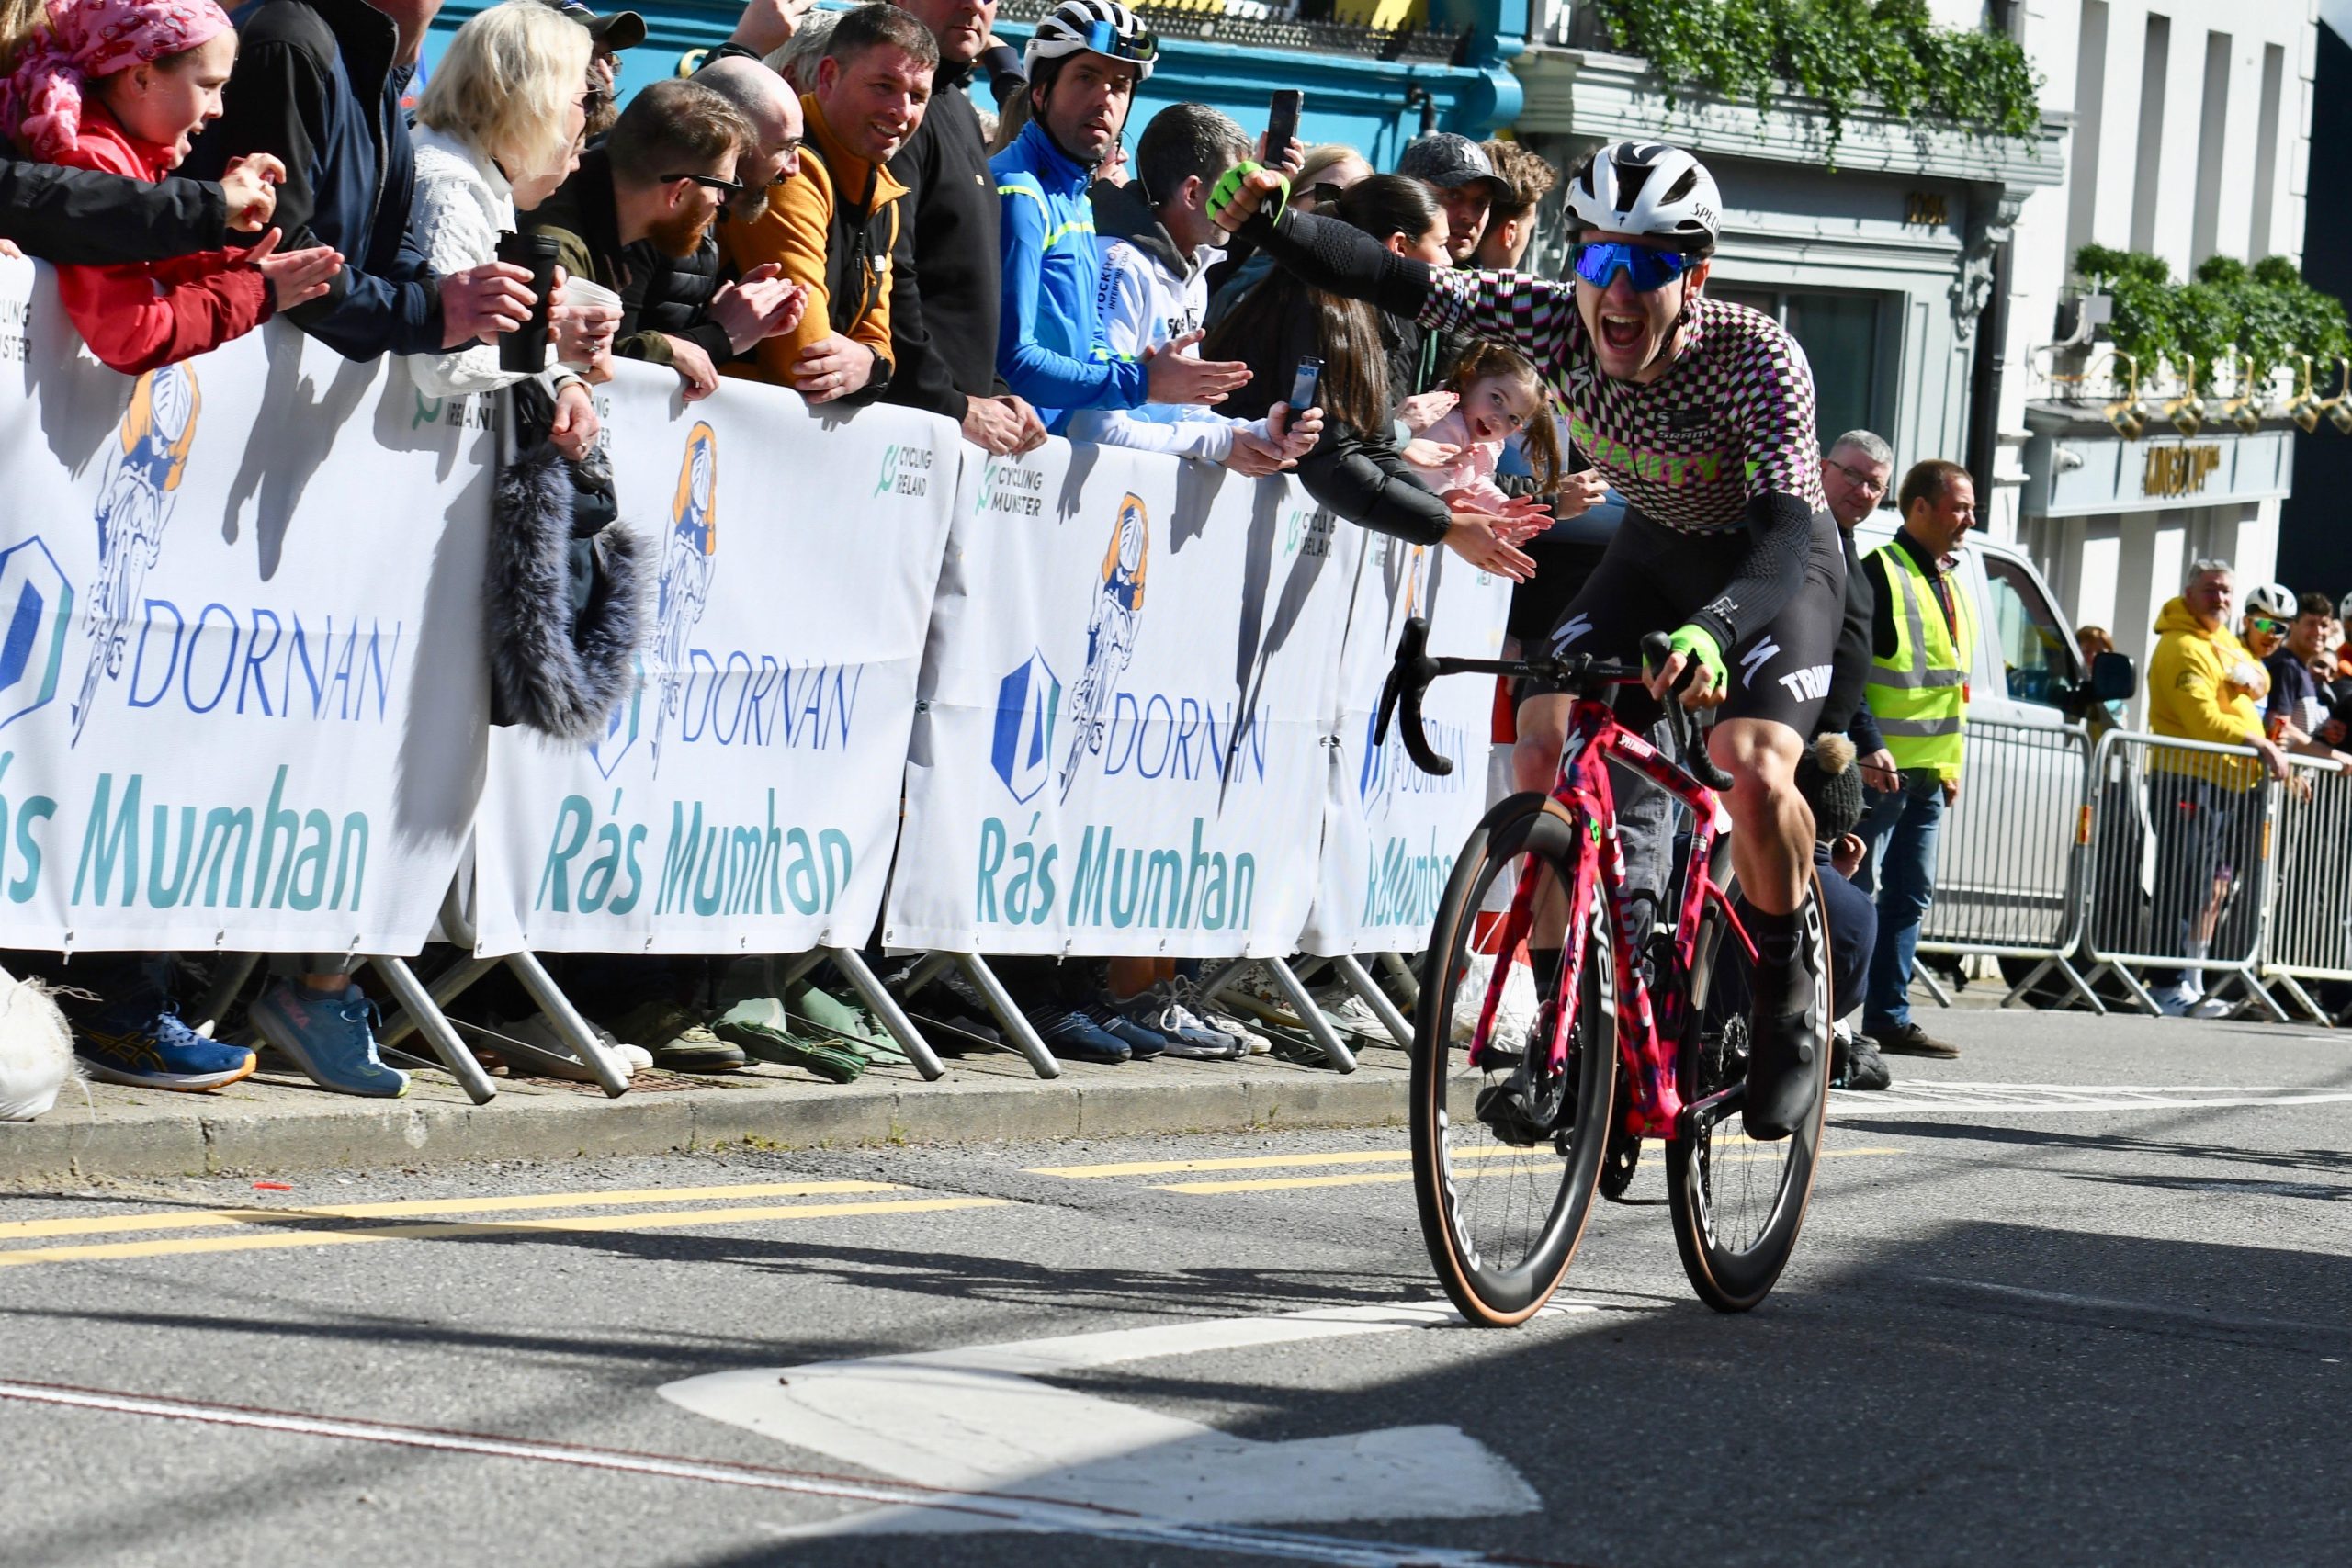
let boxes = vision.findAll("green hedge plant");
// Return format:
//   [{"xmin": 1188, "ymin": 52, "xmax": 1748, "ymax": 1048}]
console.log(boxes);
[
  {"xmin": 1592, "ymin": 0, "xmax": 2042, "ymax": 149},
  {"xmin": 2073, "ymin": 244, "xmax": 2351, "ymax": 396}
]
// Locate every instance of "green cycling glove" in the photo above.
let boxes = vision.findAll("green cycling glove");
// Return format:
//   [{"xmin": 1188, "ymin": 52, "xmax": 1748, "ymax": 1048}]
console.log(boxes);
[
  {"xmin": 1667, "ymin": 626, "xmax": 1726, "ymax": 692},
  {"xmin": 1206, "ymin": 160, "xmax": 1289, "ymax": 232}
]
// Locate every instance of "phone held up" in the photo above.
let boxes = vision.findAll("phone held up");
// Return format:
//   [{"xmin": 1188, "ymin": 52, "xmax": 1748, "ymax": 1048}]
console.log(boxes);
[{"xmin": 1265, "ymin": 89, "xmax": 1302, "ymax": 167}]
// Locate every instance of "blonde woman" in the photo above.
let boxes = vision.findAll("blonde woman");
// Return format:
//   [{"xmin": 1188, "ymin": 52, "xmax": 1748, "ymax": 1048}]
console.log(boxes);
[{"xmin": 408, "ymin": 0, "xmax": 611, "ymax": 455}]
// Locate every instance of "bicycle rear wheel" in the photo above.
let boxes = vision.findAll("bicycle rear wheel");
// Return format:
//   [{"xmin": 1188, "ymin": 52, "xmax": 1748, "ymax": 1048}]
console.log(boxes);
[
  {"xmin": 1666, "ymin": 869, "xmax": 1831, "ymax": 1313},
  {"xmin": 1411, "ymin": 793, "xmax": 1619, "ymax": 1326}
]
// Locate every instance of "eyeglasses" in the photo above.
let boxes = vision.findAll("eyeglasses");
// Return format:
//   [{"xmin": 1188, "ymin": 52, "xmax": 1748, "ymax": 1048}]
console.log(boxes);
[
  {"xmin": 1826, "ymin": 457, "xmax": 1887, "ymax": 496},
  {"xmin": 2250, "ymin": 617, "xmax": 2288, "ymax": 637},
  {"xmin": 1571, "ymin": 239, "xmax": 1694, "ymax": 293},
  {"xmin": 662, "ymin": 171, "xmax": 746, "ymax": 196},
  {"xmin": 1077, "ymin": 18, "xmax": 1158, "ymax": 63}
]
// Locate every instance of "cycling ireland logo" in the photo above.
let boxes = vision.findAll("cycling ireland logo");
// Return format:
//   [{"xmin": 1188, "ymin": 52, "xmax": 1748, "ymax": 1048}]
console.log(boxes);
[
  {"xmin": 1057, "ymin": 493, "xmax": 1148, "ymax": 800},
  {"xmin": 650, "ymin": 422, "xmax": 718, "ymax": 774},
  {"xmin": 73, "ymin": 365, "xmax": 199, "ymax": 746}
]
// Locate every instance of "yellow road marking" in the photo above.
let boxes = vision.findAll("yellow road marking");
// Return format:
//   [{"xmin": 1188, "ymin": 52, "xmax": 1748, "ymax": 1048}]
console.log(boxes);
[
  {"xmin": 1157, "ymin": 1172, "xmax": 1417, "ymax": 1194},
  {"xmin": 1032, "ymin": 1147, "xmax": 1525, "ymax": 1179},
  {"xmin": 0, "ymin": 1181, "xmax": 900, "ymax": 1242},
  {"xmin": 1153, "ymin": 1145, "xmax": 1904, "ymax": 1194},
  {"xmin": 0, "ymin": 1197, "xmax": 1007, "ymax": 1269}
]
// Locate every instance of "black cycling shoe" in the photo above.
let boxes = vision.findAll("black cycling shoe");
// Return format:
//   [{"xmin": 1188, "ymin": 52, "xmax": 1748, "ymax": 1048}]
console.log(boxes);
[
  {"xmin": 1741, "ymin": 949, "xmax": 1823, "ymax": 1142},
  {"xmin": 1475, "ymin": 1000, "xmax": 1569, "ymax": 1146}
]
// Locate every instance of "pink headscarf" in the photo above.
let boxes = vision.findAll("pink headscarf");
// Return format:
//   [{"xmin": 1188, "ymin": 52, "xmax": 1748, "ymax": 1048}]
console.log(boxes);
[{"xmin": 0, "ymin": 0, "xmax": 233, "ymax": 162}]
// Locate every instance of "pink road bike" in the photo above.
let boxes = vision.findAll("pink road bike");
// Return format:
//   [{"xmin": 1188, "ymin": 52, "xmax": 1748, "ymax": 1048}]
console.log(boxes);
[{"xmin": 1374, "ymin": 618, "xmax": 1832, "ymax": 1322}]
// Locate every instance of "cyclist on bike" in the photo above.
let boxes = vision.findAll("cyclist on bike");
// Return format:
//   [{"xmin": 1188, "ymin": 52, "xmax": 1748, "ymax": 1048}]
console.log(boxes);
[{"xmin": 1211, "ymin": 140, "xmax": 1841, "ymax": 1139}]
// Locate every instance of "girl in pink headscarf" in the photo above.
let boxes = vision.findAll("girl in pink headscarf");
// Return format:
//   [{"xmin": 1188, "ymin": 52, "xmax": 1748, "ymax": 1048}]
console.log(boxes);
[{"xmin": 0, "ymin": 0, "xmax": 341, "ymax": 373}]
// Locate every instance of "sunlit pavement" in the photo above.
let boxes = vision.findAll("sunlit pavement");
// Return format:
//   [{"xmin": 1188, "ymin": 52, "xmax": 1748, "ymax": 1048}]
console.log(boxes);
[{"xmin": 1, "ymin": 1005, "xmax": 2346, "ymax": 1567}]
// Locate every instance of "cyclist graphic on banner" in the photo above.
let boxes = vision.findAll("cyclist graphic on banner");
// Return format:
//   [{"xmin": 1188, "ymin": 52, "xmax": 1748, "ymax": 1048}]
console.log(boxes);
[
  {"xmin": 1059, "ymin": 493, "xmax": 1149, "ymax": 799},
  {"xmin": 74, "ymin": 365, "xmax": 200, "ymax": 746},
  {"xmin": 651, "ymin": 423, "xmax": 718, "ymax": 773}
]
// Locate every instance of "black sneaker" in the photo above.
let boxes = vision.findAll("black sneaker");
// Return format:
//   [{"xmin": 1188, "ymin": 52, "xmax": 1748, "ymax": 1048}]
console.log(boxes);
[
  {"xmin": 1473, "ymin": 999, "xmax": 1568, "ymax": 1146},
  {"xmin": 1831, "ymin": 1025, "xmax": 1893, "ymax": 1091},
  {"xmin": 1867, "ymin": 1019, "xmax": 1960, "ymax": 1059},
  {"xmin": 1742, "ymin": 950, "xmax": 1823, "ymax": 1142}
]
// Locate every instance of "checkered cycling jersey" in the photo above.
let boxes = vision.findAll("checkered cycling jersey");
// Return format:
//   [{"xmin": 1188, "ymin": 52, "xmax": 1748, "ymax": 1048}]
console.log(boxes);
[{"xmin": 1420, "ymin": 271, "xmax": 1825, "ymax": 535}]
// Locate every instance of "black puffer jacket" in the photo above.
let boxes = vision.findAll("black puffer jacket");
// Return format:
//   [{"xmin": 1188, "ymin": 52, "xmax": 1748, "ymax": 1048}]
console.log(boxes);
[{"xmin": 627, "ymin": 230, "xmax": 729, "ymax": 366}]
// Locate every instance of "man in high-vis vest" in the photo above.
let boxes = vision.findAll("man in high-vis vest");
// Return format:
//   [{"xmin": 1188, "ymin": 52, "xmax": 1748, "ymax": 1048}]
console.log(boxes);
[{"xmin": 1852, "ymin": 459, "xmax": 1978, "ymax": 1059}]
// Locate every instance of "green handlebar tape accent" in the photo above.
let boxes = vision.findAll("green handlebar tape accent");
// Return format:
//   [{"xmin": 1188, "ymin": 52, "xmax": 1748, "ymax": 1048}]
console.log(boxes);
[
  {"xmin": 1669, "ymin": 626, "xmax": 1726, "ymax": 688},
  {"xmin": 1206, "ymin": 161, "xmax": 1287, "ymax": 230}
]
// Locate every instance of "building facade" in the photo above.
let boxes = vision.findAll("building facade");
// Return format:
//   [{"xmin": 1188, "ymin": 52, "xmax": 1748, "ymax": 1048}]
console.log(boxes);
[{"xmin": 2007, "ymin": 0, "xmax": 2316, "ymax": 689}]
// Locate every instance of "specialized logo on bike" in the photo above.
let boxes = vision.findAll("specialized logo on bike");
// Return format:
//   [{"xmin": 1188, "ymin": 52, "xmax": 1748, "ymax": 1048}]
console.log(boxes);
[
  {"xmin": 1058, "ymin": 494, "xmax": 1148, "ymax": 800},
  {"xmin": 72, "ymin": 365, "xmax": 198, "ymax": 747}
]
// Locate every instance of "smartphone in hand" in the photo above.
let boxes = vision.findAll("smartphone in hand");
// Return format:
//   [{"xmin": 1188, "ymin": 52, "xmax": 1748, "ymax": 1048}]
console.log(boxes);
[{"xmin": 1265, "ymin": 89, "xmax": 1303, "ymax": 167}]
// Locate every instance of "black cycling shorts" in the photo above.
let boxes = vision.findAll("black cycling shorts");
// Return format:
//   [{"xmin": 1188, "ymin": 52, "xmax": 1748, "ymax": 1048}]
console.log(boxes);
[{"xmin": 1518, "ymin": 505, "xmax": 1847, "ymax": 736}]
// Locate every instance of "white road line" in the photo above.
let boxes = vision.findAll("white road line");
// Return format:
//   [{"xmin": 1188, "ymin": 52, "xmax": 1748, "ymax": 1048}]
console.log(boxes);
[
  {"xmin": 0, "ymin": 1380, "xmax": 1582, "ymax": 1568},
  {"xmin": 664, "ymin": 1300, "xmax": 1608, "ymax": 1543},
  {"xmin": 1832, "ymin": 1083, "xmax": 2352, "ymax": 1114}
]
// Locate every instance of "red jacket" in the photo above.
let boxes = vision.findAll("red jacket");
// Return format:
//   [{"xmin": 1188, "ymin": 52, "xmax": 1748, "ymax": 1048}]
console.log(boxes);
[{"xmin": 50, "ymin": 106, "xmax": 270, "ymax": 375}]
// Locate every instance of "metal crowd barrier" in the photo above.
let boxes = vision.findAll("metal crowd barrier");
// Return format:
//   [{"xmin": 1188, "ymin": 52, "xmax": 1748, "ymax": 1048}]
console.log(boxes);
[
  {"xmin": 2254, "ymin": 751, "xmax": 2352, "ymax": 1023},
  {"xmin": 2077, "ymin": 728, "xmax": 2289, "ymax": 1021},
  {"xmin": 1914, "ymin": 718, "xmax": 2102, "ymax": 1011}
]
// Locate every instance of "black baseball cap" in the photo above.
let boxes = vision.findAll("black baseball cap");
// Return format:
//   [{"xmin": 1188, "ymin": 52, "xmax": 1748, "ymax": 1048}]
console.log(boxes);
[{"xmin": 548, "ymin": 1, "xmax": 647, "ymax": 50}]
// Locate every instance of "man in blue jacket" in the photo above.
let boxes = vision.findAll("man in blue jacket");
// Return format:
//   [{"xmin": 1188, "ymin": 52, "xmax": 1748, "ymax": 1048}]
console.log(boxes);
[
  {"xmin": 989, "ymin": 0, "xmax": 1245, "ymax": 433},
  {"xmin": 187, "ymin": 0, "xmax": 535, "ymax": 360}
]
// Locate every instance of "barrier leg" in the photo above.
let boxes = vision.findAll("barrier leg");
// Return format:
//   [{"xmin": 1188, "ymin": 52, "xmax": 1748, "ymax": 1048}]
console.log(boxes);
[
  {"xmin": 2264, "ymin": 971, "xmax": 2332, "ymax": 1027},
  {"xmin": 2084, "ymin": 960, "xmax": 2161, "ymax": 1015},
  {"xmin": 823, "ymin": 947, "xmax": 945, "ymax": 1082},
  {"xmin": 951, "ymin": 953, "xmax": 1060, "ymax": 1080},
  {"xmin": 1378, "ymin": 952, "xmax": 1420, "ymax": 1008},
  {"xmin": 2217, "ymin": 966, "xmax": 2290, "ymax": 1022},
  {"xmin": 1331, "ymin": 953, "xmax": 1412, "ymax": 1048},
  {"xmin": 503, "ymin": 950, "xmax": 631, "ymax": 1097},
  {"xmin": 1261, "ymin": 956, "xmax": 1357, "ymax": 1074},
  {"xmin": 1916, "ymin": 964, "xmax": 1955, "ymax": 1010},
  {"xmin": 189, "ymin": 953, "xmax": 259, "ymax": 1036},
  {"xmin": 377, "ymin": 954, "xmax": 499, "ymax": 1050},
  {"xmin": 368, "ymin": 955, "xmax": 498, "ymax": 1105}
]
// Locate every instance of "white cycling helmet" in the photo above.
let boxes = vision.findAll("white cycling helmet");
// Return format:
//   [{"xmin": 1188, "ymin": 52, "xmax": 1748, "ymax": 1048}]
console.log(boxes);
[
  {"xmin": 2244, "ymin": 581, "xmax": 2296, "ymax": 621},
  {"xmin": 1024, "ymin": 0, "xmax": 1157, "ymax": 83},
  {"xmin": 1566, "ymin": 141, "xmax": 1723, "ymax": 255}
]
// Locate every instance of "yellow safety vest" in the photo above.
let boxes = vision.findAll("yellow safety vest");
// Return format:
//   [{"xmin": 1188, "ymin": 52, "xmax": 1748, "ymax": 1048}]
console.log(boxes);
[{"xmin": 1865, "ymin": 541, "xmax": 1975, "ymax": 780}]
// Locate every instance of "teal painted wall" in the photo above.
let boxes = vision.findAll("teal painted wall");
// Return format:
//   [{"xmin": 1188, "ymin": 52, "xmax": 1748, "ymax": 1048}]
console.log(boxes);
[{"xmin": 425, "ymin": 1, "xmax": 1525, "ymax": 164}]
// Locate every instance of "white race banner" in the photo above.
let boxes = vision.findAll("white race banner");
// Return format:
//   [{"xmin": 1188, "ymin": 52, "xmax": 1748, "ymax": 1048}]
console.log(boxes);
[
  {"xmin": 885, "ymin": 440, "xmax": 1363, "ymax": 957},
  {"xmin": 0, "ymin": 264, "xmax": 490, "ymax": 953},
  {"xmin": 470, "ymin": 361, "xmax": 956, "ymax": 955},
  {"xmin": 1300, "ymin": 535, "xmax": 1510, "ymax": 956}
]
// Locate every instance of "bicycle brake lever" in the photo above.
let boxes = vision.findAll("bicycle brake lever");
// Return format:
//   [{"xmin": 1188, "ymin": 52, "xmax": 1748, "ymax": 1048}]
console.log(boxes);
[
  {"xmin": 1640, "ymin": 631, "xmax": 1736, "ymax": 794},
  {"xmin": 1376, "ymin": 616, "xmax": 1454, "ymax": 777}
]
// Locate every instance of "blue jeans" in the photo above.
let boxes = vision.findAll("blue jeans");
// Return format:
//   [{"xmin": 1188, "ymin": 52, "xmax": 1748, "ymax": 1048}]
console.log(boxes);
[{"xmin": 1853, "ymin": 770, "xmax": 1945, "ymax": 1028}]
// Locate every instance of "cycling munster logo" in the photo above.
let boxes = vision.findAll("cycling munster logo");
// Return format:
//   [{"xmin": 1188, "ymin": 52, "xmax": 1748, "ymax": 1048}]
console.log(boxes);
[
  {"xmin": 73, "ymin": 364, "xmax": 198, "ymax": 746},
  {"xmin": 1058, "ymin": 493, "xmax": 1148, "ymax": 800},
  {"xmin": 650, "ymin": 422, "xmax": 718, "ymax": 773}
]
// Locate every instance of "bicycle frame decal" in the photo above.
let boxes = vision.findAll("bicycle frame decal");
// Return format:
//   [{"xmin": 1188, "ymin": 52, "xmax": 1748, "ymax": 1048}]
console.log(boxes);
[{"xmin": 1466, "ymin": 694, "xmax": 1733, "ymax": 1139}]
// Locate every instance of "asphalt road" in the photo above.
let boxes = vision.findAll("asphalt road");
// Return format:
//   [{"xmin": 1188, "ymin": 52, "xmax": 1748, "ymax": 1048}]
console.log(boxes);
[{"xmin": 2, "ymin": 1006, "xmax": 2347, "ymax": 1568}]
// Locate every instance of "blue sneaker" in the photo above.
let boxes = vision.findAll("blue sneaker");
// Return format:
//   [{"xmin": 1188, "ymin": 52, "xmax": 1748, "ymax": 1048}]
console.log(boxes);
[
  {"xmin": 1085, "ymin": 996, "xmax": 1167, "ymax": 1059},
  {"xmin": 75, "ymin": 992, "xmax": 256, "ymax": 1093},
  {"xmin": 1019, "ymin": 997, "xmax": 1129, "ymax": 1065},
  {"xmin": 250, "ymin": 979, "xmax": 409, "ymax": 1098}
]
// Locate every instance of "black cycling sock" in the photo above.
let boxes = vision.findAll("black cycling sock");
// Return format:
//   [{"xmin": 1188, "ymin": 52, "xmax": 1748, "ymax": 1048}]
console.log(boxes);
[{"xmin": 1746, "ymin": 907, "xmax": 1808, "ymax": 1010}]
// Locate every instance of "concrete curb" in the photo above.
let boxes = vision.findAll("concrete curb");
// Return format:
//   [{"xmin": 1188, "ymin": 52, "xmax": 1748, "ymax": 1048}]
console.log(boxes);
[{"xmin": 0, "ymin": 1055, "xmax": 1412, "ymax": 1187}]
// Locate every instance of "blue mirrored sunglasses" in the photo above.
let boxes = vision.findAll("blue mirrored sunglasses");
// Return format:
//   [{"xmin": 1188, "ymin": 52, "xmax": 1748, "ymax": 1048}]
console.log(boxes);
[
  {"xmin": 1571, "ymin": 240, "xmax": 1694, "ymax": 292},
  {"xmin": 1080, "ymin": 19, "xmax": 1158, "ymax": 61}
]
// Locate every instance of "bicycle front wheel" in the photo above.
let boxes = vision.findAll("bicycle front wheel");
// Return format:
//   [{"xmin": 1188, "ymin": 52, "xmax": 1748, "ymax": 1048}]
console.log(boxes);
[
  {"xmin": 1666, "ymin": 869, "xmax": 1832, "ymax": 1312},
  {"xmin": 1411, "ymin": 792, "xmax": 1619, "ymax": 1326}
]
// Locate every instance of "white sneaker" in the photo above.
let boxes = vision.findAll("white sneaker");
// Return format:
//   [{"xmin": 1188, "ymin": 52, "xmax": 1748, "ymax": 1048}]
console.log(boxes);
[
  {"xmin": 1451, "ymin": 951, "xmax": 1538, "ymax": 1045},
  {"xmin": 1201, "ymin": 1005, "xmax": 1272, "ymax": 1054},
  {"xmin": 1311, "ymin": 987, "xmax": 1394, "ymax": 1041},
  {"xmin": 507, "ymin": 1013, "xmax": 651, "ymax": 1078},
  {"xmin": 2151, "ymin": 986, "xmax": 2195, "ymax": 1018},
  {"xmin": 2189, "ymin": 995, "xmax": 2234, "ymax": 1020}
]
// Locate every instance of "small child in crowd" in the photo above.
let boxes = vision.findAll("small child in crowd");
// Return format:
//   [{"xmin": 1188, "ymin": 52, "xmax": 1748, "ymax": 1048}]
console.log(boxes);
[
  {"xmin": 0, "ymin": 0, "xmax": 340, "ymax": 375},
  {"xmin": 1400, "ymin": 341, "xmax": 1564, "ymax": 513}
]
